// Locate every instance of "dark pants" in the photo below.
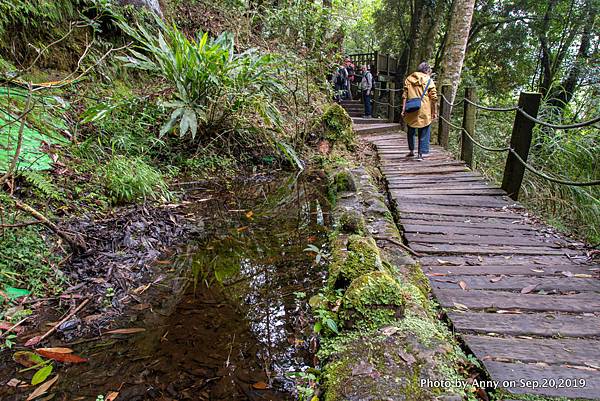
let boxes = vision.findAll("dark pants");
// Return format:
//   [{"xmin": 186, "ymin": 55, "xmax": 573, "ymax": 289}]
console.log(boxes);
[
  {"xmin": 407, "ymin": 124, "xmax": 431, "ymax": 155},
  {"xmin": 362, "ymin": 91, "xmax": 372, "ymax": 117}
]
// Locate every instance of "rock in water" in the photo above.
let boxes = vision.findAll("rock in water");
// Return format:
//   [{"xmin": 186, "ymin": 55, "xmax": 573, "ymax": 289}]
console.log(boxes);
[{"xmin": 118, "ymin": 0, "xmax": 162, "ymax": 16}]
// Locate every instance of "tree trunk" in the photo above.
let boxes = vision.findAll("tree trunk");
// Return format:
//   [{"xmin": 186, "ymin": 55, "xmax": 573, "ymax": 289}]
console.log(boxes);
[{"xmin": 438, "ymin": 0, "xmax": 476, "ymax": 103}]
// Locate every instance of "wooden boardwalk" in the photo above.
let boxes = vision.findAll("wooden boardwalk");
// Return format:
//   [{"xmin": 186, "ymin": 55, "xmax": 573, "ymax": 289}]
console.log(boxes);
[{"xmin": 360, "ymin": 128, "xmax": 600, "ymax": 399}]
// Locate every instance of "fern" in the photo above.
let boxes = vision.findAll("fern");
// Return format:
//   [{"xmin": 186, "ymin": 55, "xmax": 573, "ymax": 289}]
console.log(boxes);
[{"xmin": 21, "ymin": 171, "xmax": 62, "ymax": 201}]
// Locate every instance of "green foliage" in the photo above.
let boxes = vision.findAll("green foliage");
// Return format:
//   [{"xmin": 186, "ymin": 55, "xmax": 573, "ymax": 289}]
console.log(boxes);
[
  {"xmin": 0, "ymin": 0, "xmax": 77, "ymax": 38},
  {"xmin": 21, "ymin": 171, "xmax": 62, "ymax": 201},
  {"xmin": 0, "ymin": 226, "xmax": 64, "ymax": 295},
  {"xmin": 320, "ymin": 103, "xmax": 354, "ymax": 147},
  {"xmin": 100, "ymin": 155, "xmax": 171, "ymax": 204}
]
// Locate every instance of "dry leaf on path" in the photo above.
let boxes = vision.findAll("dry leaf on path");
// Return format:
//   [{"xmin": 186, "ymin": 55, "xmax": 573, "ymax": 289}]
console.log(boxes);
[
  {"xmin": 35, "ymin": 348, "xmax": 73, "ymax": 354},
  {"xmin": 458, "ymin": 280, "xmax": 468, "ymax": 290},
  {"xmin": 521, "ymin": 284, "xmax": 538, "ymax": 294},
  {"xmin": 105, "ymin": 328, "xmax": 146, "ymax": 335},
  {"xmin": 490, "ymin": 276, "xmax": 504, "ymax": 283},
  {"xmin": 35, "ymin": 350, "xmax": 87, "ymax": 364},
  {"xmin": 252, "ymin": 381, "xmax": 268, "ymax": 390},
  {"xmin": 106, "ymin": 391, "xmax": 119, "ymax": 401},
  {"xmin": 26, "ymin": 375, "xmax": 58, "ymax": 401}
]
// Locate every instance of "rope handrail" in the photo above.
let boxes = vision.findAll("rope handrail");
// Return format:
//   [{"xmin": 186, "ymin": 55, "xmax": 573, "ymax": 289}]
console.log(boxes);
[
  {"xmin": 441, "ymin": 94, "xmax": 517, "ymax": 112},
  {"xmin": 439, "ymin": 116, "xmax": 600, "ymax": 186},
  {"xmin": 516, "ymin": 108, "xmax": 600, "ymax": 129}
]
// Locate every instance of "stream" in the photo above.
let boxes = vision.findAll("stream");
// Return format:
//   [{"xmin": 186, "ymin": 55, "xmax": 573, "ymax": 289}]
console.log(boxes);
[{"xmin": 1, "ymin": 172, "xmax": 331, "ymax": 400}]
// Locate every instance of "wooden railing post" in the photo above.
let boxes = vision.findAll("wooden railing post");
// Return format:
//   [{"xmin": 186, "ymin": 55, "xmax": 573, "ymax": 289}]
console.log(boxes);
[
  {"xmin": 388, "ymin": 82, "xmax": 396, "ymax": 123},
  {"xmin": 460, "ymin": 87, "xmax": 476, "ymax": 168},
  {"xmin": 437, "ymin": 84, "xmax": 452, "ymax": 148},
  {"xmin": 501, "ymin": 92, "xmax": 542, "ymax": 200},
  {"xmin": 372, "ymin": 85, "xmax": 380, "ymax": 117}
]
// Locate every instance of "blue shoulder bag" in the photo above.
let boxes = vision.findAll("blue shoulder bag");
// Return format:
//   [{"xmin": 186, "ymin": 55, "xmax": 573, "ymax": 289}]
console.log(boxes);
[{"xmin": 405, "ymin": 78, "xmax": 431, "ymax": 113}]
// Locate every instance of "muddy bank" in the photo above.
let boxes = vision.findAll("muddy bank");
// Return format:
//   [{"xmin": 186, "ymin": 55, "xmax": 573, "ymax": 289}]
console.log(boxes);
[{"xmin": 1, "ymin": 171, "xmax": 331, "ymax": 400}]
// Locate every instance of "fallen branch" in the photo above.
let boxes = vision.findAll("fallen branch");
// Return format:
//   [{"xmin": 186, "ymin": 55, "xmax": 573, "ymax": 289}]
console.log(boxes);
[
  {"xmin": 373, "ymin": 236, "xmax": 423, "ymax": 258},
  {"xmin": 13, "ymin": 197, "xmax": 87, "ymax": 253},
  {"xmin": 25, "ymin": 298, "xmax": 90, "ymax": 347}
]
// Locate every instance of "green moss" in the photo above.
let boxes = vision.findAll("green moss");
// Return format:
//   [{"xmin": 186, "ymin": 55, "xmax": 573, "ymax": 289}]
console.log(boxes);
[
  {"xmin": 338, "ymin": 209, "xmax": 365, "ymax": 234},
  {"xmin": 333, "ymin": 169, "xmax": 356, "ymax": 192},
  {"xmin": 408, "ymin": 263, "xmax": 431, "ymax": 300},
  {"xmin": 328, "ymin": 235, "xmax": 383, "ymax": 289},
  {"xmin": 322, "ymin": 357, "xmax": 352, "ymax": 401},
  {"xmin": 320, "ymin": 103, "xmax": 354, "ymax": 147}
]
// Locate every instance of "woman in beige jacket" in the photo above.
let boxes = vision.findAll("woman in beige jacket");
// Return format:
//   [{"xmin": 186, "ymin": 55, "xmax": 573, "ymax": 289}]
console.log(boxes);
[{"xmin": 401, "ymin": 62, "xmax": 438, "ymax": 161}]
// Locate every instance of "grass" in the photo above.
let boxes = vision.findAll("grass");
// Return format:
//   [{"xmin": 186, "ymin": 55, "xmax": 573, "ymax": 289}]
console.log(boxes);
[{"xmin": 0, "ymin": 225, "xmax": 64, "ymax": 296}]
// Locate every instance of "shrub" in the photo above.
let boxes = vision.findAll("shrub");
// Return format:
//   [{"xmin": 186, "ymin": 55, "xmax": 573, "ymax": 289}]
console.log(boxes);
[{"xmin": 100, "ymin": 155, "xmax": 170, "ymax": 204}]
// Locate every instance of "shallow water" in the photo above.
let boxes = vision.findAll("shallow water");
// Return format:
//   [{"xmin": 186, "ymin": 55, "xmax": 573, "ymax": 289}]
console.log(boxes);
[{"xmin": 1, "ymin": 172, "xmax": 330, "ymax": 400}]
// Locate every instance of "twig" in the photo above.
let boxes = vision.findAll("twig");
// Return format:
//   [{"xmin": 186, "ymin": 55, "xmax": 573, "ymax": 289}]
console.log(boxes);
[
  {"xmin": 12, "ymin": 197, "xmax": 87, "ymax": 253},
  {"xmin": 373, "ymin": 236, "xmax": 423, "ymax": 257},
  {"xmin": 31, "ymin": 298, "xmax": 90, "ymax": 346}
]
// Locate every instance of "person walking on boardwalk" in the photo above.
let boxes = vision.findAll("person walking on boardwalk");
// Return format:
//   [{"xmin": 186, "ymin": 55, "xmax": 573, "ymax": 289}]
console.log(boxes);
[
  {"xmin": 332, "ymin": 64, "xmax": 348, "ymax": 103},
  {"xmin": 401, "ymin": 62, "xmax": 438, "ymax": 161},
  {"xmin": 359, "ymin": 65, "xmax": 374, "ymax": 118}
]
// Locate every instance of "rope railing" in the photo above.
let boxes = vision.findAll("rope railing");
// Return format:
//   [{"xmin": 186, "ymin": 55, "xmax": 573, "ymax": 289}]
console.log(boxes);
[
  {"xmin": 516, "ymin": 109, "xmax": 600, "ymax": 130},
  {"xmin": 441, "ymin": 94, "xmax": 600, "ymax": 129},
  {"xmin": 439, "ymin": 116, "xmax": 600, "ymax": 186}
]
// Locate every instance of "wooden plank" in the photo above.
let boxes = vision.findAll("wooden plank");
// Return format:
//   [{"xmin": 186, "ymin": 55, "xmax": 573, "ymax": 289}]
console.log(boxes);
[
  {"xmin": 433, "ymin": 288, "xmax": 600, "ymax": 313},
  {"xmin": 382, "ymin": 166, "xmax": 471, "ymax": 174},
  {"xmin": 385, "ymin": 173, "xmax": 483, "ymax": 181},
  {"xmin": 482, "ymin": 360, "xmax": 600, "ymax": 399},
  {"xmin": 382, "ymin": 161, "xmax": 467, "ymax": 169},
  {"xmin": 394, "ymin": 194, "xmax": 516, "ymax": 208},
  {"xmin": 396, "ymin": 188, "xmax": 507, "ymax": 196},
  {"xmin": 424, "ymin": 264, "xmax": 599, "ymax": 277},
  {"xmin": 447, "ymin": 311, "xmax": 600, "ymax": 337},
  {"xmin": 388, "ymin": 183, "xmax": 498, "ymax": 190},
  {"xmin": 463, "ymin": 335, "xmax": 600, "ymax": 365},
  {"xmin": 396, "ymin": 206, "xmax": 522, "ymax": 219},
  {"xmin": 430, "ymin": 275, "xmax": 600, "ymax": 292},
  {"xmin": 420, "ymin": 255, "xmax": 583, "ymax": 266},
  {"xmin": 411, "ymin": 243, "xmax": 572, "ymax": 255},
  {"xmin": 408, "ymin": 233, "xmax": 562, "ymax": 247},
  {"xmin": 400, "ymin": 219, "xmax": 536, "ymax": 231},
  {"xmin": 403, "ymin": 224, "xmax": 542, "ymax": 236}
]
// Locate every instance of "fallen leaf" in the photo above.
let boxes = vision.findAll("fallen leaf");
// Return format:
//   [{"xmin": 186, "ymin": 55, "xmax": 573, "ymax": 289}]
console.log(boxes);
[
  {"xmin": 252, "ymin": 381, "xmax": 268, "ymax": 390},
  {"xmin": 0, "ymin": 321, "xmax": 24, "ymax": 334},
  {"xmin": 26, "ymin": 374, "xmax": 58, "ymax": 401},
  {"xmin": 35, "ymin": 348, "xmax": 73, "ymax": 354},
  {"xmin": 13, "ymin": 351, "xmax": 44, "ymax": 368},
  {"xmin": 7, "ymin": 378, "xmax": 28, "ymax": 387},
  {"xmin": 105, "ymin": 328, "xmax": 146, "ymax": 335},
  {"xmin": 106, "ymin": 391, "xmax": 119, "ymax": 401},
  {"xmin": 245, "ymin": 211, "xmax": 254, "ymax": 219},
  {"xmin": 24, "ymin": 336, "xmax": 42, "ymax": 347},
  {"xmin": 380, "ymin": 326, "xmax": 400, "ymax": 336},
  {"xmin": 35, "ymin": 350, "xmax": 87, "ymax": 364},
  {"xmin": 237, "ymin": 226, "xmax": 249, "ymax": 233},
  {"xmin": 426, "ymin": 273, "xmax": 448, "ymax": 277},
  {"xmin": 458, "ymin": 280, "xmax": 468, "ymax": 290},
  {"xmin": 530, "ymin": 268, "xmax": 545, "ymax": 273},
  {"xmin": 521, "ymin": 284, "xmax": 538, "ymax": 294},
  {"xmin": 31, "ymin": 365, "xmax": 53, "ymax": 385},
  {"xmin": 573, "ymin": 274, "xmax": 592, "ymax": 278},
  {"xmin": 397, "ymin": 349, "xmax": 416, "ymax": 365},
  {"xmin": 453, "ymin": 302, "xmax": 469, "ymax": 311},
  {"xmin": 562, "ymin": 271, "xmax": 574, "ymax": 277},
  {"xmin": 489, "ymin": 276, "xmax": 503, "ymax": 283},
  {"xmin": 436, "ymin": 259, "xmax": 459, "ymax": 266}
]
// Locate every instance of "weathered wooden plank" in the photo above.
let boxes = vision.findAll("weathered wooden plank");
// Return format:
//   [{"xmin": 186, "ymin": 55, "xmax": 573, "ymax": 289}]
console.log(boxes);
[
  {"xmin": 394, "ymin": 194, "xmax": 516, "ymax": 208},
  {"xmin": 420, "ymin": 255, "xmax": 583, "ymax": 266},
  {"xmin": 430, "ymin": 275, "xmax": 600, "ymax": 292},
  {"xmin": 407, "ymin": 233, "xmax": 559, "ymax": 247},
  {"xmin": 385, "ymin": 174, "xmax": 483, "ymax": 182},
  {"xmin": 396, "ymin": 188, "xmax": 508, "ymax": 196},
  {"xmin": 424, "ymin": 264, "xmax": 599, "ymax": 277},
  {"xmin": 389, "ymin": 182, "xmax": 498, "ymax": 190},
  {"xmin": 403, "ymin": 224, "xmax": 542, "ymax": 236},
  {"xmin": 447, "ymin": 311, "xmax": 600, "ymax": 337},
  {"xmin": 434, "ymin": 288, "xmax": 600, "ymax": 312},
  {"xmin": 482, "ymin": 361, "xmax": 600, "ymax": 398},
  {"xmin": 411, "ymin": 243, "xmax": 573, "ymax": 255},
  {"xmin": 463, "ymin": 335, "xmax": 600, "ymax": 365},
  {"xmin": 397, "ymin": 207, "xmax": 523, "ymax": 220},
  {"xmin": 400, "ymin": 219, "xmax": 536, "ymax": 231},
  {"xmin": 382, "ymin": 166, "xmax": 471, "ymax": 174},
  {"xmin": 382, "ymin": 161, "xmax": 467, "ymax": 169}
]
